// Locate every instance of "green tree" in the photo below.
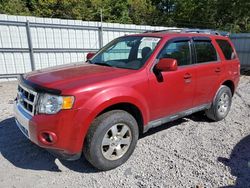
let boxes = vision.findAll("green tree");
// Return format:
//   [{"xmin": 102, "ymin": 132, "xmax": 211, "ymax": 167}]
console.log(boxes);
[
  {"xmin": 0, "ymin": 0, "xmax": 249, "ymax": 32},
  {"xmin": 128, "ymin": 0, "xmax": 154, "ymax": 25},
  {"xmin": 215, "ymin": 0, "xmax": 250, "ymax": 32},
  {"xmin": 172, "ymin": 0, "xmax": 217, "ymax": 29},
  {"xmin": 29, "ymin": 0, "xmax": 84, "ymax": 19},
  {"xmin": 0, "ymin": 0, "xmax": 30, "ymax": 15},
  {"xmin": 149, "ymin": 0, "xmax": 175, "ymax": 26}
]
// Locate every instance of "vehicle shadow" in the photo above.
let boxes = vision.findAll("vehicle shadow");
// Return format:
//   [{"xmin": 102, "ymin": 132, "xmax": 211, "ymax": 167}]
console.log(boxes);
[
  {"xmin": 187, "ymin": 111, "xmax": 214, "ymax": 123},
  {"xmin": 0, "ymin": 117, "xmax": 97, "ymax": 173},
  {"xmin": 241, "ymin": 69, "xmax": 250, "ymax": 76},
  {"xmin": 218, "ymin": 135, "xmax": 250, "ymax": 188}
]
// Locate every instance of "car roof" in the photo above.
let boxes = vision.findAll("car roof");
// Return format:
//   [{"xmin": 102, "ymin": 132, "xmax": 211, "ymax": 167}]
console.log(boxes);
[{"xmin": 129, "ymin": 31, "xmax": 229, "ymax": 40}]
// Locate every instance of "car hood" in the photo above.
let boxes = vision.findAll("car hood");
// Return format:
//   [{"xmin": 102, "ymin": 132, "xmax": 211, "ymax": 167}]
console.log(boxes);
[{"xmin": 24, "ymin": 62, "xmax": 135, "ymax": 92}]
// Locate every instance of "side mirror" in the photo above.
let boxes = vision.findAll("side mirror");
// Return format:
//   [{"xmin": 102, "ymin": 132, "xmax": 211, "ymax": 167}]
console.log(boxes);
[
  {"xmin": 155, "ymin": 58, "xmax": 177, "ymax": 72},
  {"xmin": 86, "ymin": 52, "xmax": 95, "ymax": 60}
]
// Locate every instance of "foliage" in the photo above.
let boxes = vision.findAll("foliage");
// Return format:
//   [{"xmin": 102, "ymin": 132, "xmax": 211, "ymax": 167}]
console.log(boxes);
[
  {"xmin": 0, "ymin": 0, "xmax": 249, "ymax": 32},
  {"xmin": 0, "ymin": 0, "xmax": 30, "ymax": 15}
]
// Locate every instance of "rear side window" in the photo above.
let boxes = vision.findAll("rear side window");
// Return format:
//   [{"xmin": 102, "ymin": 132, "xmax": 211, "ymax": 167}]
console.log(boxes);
[
  {"xmin": 216, "ymin": 39, "xmax": 235, "ymax": 60},
  {"xmin": 194, "ymin": 41, "xmax": 217, "ymax": 63},
  {"xmin": 159, "ymin": 41, "xmax": 191, "ymax": 66}
]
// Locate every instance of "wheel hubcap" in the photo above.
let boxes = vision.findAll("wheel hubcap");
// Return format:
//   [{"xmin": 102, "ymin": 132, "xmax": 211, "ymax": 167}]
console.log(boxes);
[
  {"xmin": 101, "ymin": 123, "xmax": 132, "ymax": 160},
  {"xmin": 217, "ymin": 92, "xmax": 230, "ymax": 116}
]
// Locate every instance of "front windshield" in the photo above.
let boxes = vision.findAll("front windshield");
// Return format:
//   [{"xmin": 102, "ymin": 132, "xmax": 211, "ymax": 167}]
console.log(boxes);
[{"xmin": 90, "ymin": 36, "xmax": 161, "ymax": 70}]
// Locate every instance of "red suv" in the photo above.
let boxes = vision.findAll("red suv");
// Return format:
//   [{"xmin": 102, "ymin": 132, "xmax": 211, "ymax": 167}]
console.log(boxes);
[{"xmin": 14, "ymin": 30, "xmax": 240, "ymax": 170}]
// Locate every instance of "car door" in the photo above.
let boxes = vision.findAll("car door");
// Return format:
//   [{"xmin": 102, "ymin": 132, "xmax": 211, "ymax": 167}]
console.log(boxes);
[
  {"xmin": 215, "ymin": 38, "xmax": 240, "ymax": 84},
  {"xmin": 148, "ymin": 37, "xmax": 196, "ymax": 121},
  {"xmin": 192, "ymin": 37, "xmax": 223, "ymax": 107}
]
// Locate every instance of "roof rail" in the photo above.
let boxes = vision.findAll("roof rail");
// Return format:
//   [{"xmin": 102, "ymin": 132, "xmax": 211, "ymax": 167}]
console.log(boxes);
[
  {"xmin": 144, "ymin": 28, "xmax": 183, "ymax": 33},
  {"xmin": 144, "ymin": 28, "xmax": 229, "ymax": 36},
  {"xmin": 181, "ymin": 28, "xmax": 221, "ymax": 35}
]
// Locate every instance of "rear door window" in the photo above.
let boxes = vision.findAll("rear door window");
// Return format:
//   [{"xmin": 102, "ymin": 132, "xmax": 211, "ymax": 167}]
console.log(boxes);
[
  {"xmin": 216, "ymin": 39, "xmax": 235, "ymax": 60},
  {"xmin": 194, "ymin": 41, "xmax": 218, "ymax": 63}
]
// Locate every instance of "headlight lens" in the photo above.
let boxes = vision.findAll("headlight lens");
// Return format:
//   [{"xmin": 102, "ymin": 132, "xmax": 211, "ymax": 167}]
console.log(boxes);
[{"xmin": 38, "ymin": 94, "xmax": 74, "ymax": 114}]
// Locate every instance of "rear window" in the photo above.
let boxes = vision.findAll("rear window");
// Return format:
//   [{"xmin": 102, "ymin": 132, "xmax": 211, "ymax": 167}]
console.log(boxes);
[
  {"xmin": 216, "ymin": 39, "xmax": 235, "ymax": 60},
  {"xmin": 194, "ymin": 41, "xmax": 217, "ymax": 63}
]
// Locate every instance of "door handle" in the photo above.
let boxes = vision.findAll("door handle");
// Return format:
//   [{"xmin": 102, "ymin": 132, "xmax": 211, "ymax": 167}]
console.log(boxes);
[
  {"xmin": 184, "ymin": 73, "xmax": 192, "ymax": 79},
  {"xmin": 215, "ymin": 67, "xmax": 221, "ymax": 73}
]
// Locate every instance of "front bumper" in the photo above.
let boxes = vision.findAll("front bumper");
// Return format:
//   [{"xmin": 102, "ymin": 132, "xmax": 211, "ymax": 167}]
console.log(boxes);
[
  {"xmin": 13, "ymin": 101, "xmax": 88, "ymax": 160},
  {"xmin": 14, "ymin": 102, "xmax": 31, "ymax": 138}
]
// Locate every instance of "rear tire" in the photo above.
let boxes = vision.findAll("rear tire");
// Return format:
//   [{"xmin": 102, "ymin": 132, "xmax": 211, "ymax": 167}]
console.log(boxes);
[
  {"xmin": 83, "ymin": 110, "xmax": 139, "ymax": 171},
  {"xmin": 206, "ymin": 85, "xmax": 232, "ymax": 121}
]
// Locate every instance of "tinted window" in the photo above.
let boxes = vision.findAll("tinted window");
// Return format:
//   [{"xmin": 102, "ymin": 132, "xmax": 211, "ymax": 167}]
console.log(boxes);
[
  {"xmin": 159, "ymin": 41, "xmax": 191, "ymax": 66},
  {"xmin": 194, "ymin": 41, "xmax": 217, "ymax": 63},
  {"xmin": 216, "ymin": 39, "xmax": 235, "ymax": 60}
]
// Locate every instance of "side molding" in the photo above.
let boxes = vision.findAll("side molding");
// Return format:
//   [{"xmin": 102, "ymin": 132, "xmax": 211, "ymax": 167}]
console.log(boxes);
[{"xmin": 143, "ymin": 103, "xmax": 211, "ymax": 133}]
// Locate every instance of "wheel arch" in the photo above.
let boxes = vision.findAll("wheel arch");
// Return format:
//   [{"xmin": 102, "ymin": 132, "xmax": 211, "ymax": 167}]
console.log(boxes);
[
  {"xmin": 96, "ymin": 102, "xmax": 144, "ymax": 136},
  {"xmin": 222, "ymin": 80, "xmax": 235, "ymax": 95},
  {"xmin": 80, "ymin": 96, "xmax": 149, "ymax": 150},
  {"xmin": 78, "ymin": 87, "xmax": 150, "ymax": 152}
]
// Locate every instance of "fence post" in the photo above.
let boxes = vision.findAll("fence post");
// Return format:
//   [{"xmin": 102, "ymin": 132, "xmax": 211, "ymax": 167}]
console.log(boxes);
[
  {"xmin": 26, "ymin": 20, "xmax": 35, "ymax": 71},
  {"xmin": 98, "ymin": 26, "xmax": 103, "ymax": 48}
]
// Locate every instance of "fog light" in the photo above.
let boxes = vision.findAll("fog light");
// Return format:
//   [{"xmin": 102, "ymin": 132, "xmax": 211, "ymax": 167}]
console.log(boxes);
[
  {"xmin": 39, "ymin": 131, "xmax": 57, "ymax": 145},
  {"xmin": 48, "ymin": 134, "xmax": 53, "ymax": 142}
]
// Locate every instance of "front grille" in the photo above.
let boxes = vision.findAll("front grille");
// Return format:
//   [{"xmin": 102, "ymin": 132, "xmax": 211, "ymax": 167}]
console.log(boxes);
[{"xmin": 17, "ymin": 84, "xmax": 38, "ymax": 116}]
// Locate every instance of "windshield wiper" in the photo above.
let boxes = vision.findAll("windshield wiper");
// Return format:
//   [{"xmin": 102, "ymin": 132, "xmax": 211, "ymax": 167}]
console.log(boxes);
[{"xmin": 94, "ymin": 62, "xmax": 112, "ymax": 67}]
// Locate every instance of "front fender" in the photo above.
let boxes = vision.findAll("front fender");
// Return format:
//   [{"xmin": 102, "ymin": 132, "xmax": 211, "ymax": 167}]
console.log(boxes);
[
  {"xmin": 74, "ymin": 86, "xmax": 150, "ymax": 151},
  {"xmin": 82, "ymin": 86, "xmax": 150, "ymax": 125}
]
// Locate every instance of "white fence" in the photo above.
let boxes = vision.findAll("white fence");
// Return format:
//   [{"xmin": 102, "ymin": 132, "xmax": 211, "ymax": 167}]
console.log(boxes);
[
  {"xmin": 0, "ymin": 14, "xmax": 173, "ymax": 79},
  {"xmin": 1, "ymin": 14, "xmax": 249, "ymax": 80}
]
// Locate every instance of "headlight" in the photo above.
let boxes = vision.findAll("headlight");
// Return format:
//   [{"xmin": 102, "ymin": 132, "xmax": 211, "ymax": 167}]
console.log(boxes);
[{"xmin": 38, "ymin": 94, "xmax": 74, "ymax": 114}]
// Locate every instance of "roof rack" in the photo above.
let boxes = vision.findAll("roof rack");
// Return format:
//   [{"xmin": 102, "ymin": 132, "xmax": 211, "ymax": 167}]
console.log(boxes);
[
  {"xmin": 144, "ymin": 28, "xmax": 229, "ymax": 36},
  {"xmin": 181, "ymin": 28, "xmax": 221, "ymax": 35},
  {"xmin": 144, "ymin": 28, "xmax": 182, "ymax": 33}
]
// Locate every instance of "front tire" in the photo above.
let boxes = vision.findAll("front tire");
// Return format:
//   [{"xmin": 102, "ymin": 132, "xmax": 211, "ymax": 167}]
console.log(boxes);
[
  {"xmin": 206, "ymin": 85, "xmax": 232, "ymax": 121},
  {"xmin": 83, "ymin": 110, "xmax": 139, "ymax": 171}
]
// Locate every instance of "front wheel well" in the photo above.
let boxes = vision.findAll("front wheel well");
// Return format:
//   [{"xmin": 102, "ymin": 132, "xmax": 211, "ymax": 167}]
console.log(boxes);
[
  {"xmin": 222, "ymin": 80, "xmax": 235, "ymax": 95},
  {"xmin": 97, "ymin": 103, "xmax": 144, "ymax": 136}
]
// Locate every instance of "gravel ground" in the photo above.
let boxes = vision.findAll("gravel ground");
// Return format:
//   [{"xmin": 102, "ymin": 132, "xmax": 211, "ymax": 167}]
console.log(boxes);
[{"xmin": 0, "ymin": 76, "xmax": 250, "ymax": 188}]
